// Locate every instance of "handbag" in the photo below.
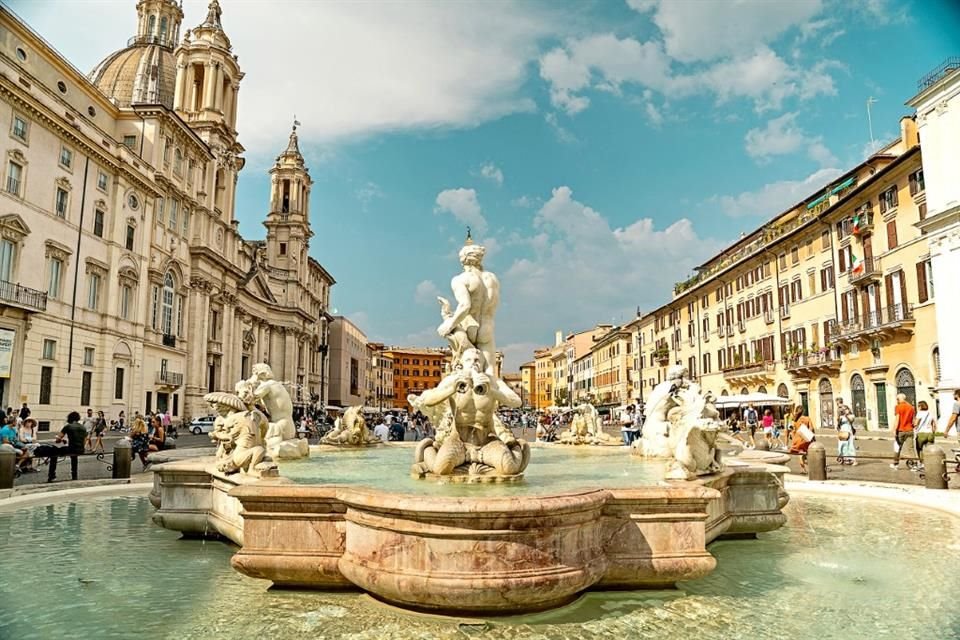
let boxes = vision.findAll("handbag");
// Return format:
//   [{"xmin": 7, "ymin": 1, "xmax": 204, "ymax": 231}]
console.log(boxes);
[
  {"xmin": 797, "ymin": 425, "xmax": 814, "ymax": 442},
  {"xmin": 838, "ymin": 430, "xmax": 850, "ymax": 441}
]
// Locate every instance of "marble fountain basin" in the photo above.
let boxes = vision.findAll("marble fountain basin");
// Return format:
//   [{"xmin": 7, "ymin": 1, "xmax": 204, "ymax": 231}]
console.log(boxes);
[{"xmin": 149, "ymin": 445, "xmax": 788, "ymax": 614}]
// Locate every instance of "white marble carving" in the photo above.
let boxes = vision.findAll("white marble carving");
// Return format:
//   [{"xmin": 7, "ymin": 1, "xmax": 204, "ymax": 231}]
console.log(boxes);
[
  {"xmin": 239, "ymin": 363, "xmax": 309, "ymax": 459},
  {"xmin": 321, "ymin": 406, "xmax": 380, "ymax": 446},
  {"xmin": 204, "ymin": 391, "xmax": 278, "ymax": 477},
  {"xmin": 409, "ymin": 234, "xmax": 530, "ymax": 478},
  {"xmin": 632, "ymin": 365, "xmax": 723, "ymax": 480},
  {"xmin": 558, "ymin": 404, "xmax": 621, "ymax": 446}
]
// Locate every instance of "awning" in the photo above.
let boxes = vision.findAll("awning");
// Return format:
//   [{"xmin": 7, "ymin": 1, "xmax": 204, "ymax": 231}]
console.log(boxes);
[
  {"xmin": 830, "ymin": 177, "xmax": 855, "ymax": 195},
  {"xmin": 713, "ymin": 393, "xmax": 793, "ymax": 408},
  {"xmin": 806, "ymin": 194, "xmax": 827, "ymax": 210}
]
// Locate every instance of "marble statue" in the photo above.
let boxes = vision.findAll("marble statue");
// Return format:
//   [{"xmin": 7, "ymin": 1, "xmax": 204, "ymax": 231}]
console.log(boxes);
[
  {"xmin": 410, "ymin": 233, "xmax": 530, "ymax": 479},
  {"xmin": 632, "ymin": 365, "xmax": 723, "ymax": 480},
  {"xmin": 321, "ymin": 406, "xmax": 380, "ymax": 446},
  {"xmin": 240, "ymin": 363, "xmax": 309, "ymax": 460},
  {"xmin": 204, "ymin": 391, "xmax": 277, "ymax": 478},
  {"xmin": 557, "ymin": 404, "xmax": 621, "ymax": 446}
]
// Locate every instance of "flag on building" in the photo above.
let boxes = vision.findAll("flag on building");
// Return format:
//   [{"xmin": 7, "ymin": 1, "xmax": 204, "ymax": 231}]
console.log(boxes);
[
  {"xmin": 850, "ymin": 252, "xmax": 863, "ymax": 275},
  {"xmin": 851, "ymin": 213, "xmax": 862, "ymax": 235}
]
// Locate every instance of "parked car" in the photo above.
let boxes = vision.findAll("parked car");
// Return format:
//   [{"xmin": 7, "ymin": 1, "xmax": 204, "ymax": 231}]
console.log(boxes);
[{"xmin": 190, "ymin": 415, "xmax": 217, "ymax": 435}]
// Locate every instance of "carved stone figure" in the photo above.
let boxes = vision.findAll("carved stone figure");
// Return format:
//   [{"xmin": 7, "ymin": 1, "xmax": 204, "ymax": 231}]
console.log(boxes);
[
  {"xmin": 203, "ymin": 391, "xmax": 277, "ymax": 478},
  {"xmin": 633, "ymin": 365, "xmax": 723, "ymax": 479},
  {"xmin": 241, "ymin": 363, "xmax": 309, "ymax": 460},
  {"xmin": 557, "ymin": 404, "xmax": 621, "ymax": 446},
  {"xmin": 410, "ymin": 238, "xmax": 529, "ymax": 479},
  {"xmin": 321, "ymin": 406, "xmax": 380, "ymax": 446}
]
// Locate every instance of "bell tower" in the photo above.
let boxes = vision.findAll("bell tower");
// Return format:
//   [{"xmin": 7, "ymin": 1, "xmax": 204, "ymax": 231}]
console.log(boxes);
[
  {"xmin": 134, "ymin": 0, "xmax": 183, "ymax": 48},
  {"xmin": 173, "ymin": 0, "xmax": 244, "ymax": 221},
  {"xmin": 264, "ymin": 121, "xmax": 313, "ymax": 276}
]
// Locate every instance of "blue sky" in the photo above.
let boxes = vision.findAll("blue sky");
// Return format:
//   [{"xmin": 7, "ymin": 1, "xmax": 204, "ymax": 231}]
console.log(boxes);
[{"xmin": 11, "ymin": 0, "xmax": 960, "ymax": 370}]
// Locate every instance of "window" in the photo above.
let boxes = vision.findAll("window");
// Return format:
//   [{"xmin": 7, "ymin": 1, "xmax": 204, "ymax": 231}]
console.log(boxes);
[
  {"xmin": 125, "ymin": 224, "xmax": 135, "ymax": 250},
  {"xmin": 820, "ymin": 265, "xmax": 834, "ymax": 291},
  {"xmin": 886, "ymin": 219, "xmax": 898, "ymax": 250},
  {"xmin": 820, "ymin": 229, "xmax": 830, "ymax": 250},
  {"xmin": 879, "ymin": 185, "xmax": 898, "ymax": 213},
  {"xmin": 161, "ymin": 273, "xmax": 174, "ymax": 335},
  {"xmin": 115, "ymin": 367, "xmax": 125, "ymax": 400},
  {"xmin": 279, "ymin": 242, "xmax": 287, "ymax": 255},
  {"xmin": 908, "ymin": 169, "xmax": 925, "ymax": 196},
  {"xmin": 83, "ymin": 347, "xmax": 95, "ymax": 367},
  {"xmin": 39, "ymin": 366, "xmax": 53, "ymax": 405},
  {"xmin": 93, "ymin": 209, "xmax": 104, "ymax": 237},
  {"xmin": 210, "ymin": 309, "xmax": 219, "ymax": 340},
  {"xmin": 778, "ymin": 253, "xmax": 786, "ymax": 269},
  {"xmin": 11, "ymin": 115, "xmax": 28, "ymax": 141},
  {"xmin": 42, "ymin": 339, "xmax": 56, "ymax": 360},
  {"xmin": 87, "ymin": 273, "xmax": 101, "ymax": 310},
  {"xmin": 182, "ymin": 210, "xmax": 190, "ymax": 235},
  {"xmin": 156, "ymin": 197, "xmax": 164, "ymax": 224},
  {"xmin": 48, "ymin": 257, "xmax": 63, "ymax": 299},
  {"xmin": 122, "ymin": 135, "xmax": 136, "ymax": 150},
  {"xmin": 163, "ymin": 138, "xmax": 171, "ymax": 164},
  {"xmin": 174, "ymin": 149, "xmax": 183, "ymax": 175},
  {"xmin": 59, "ymin": 146, "xmax": 73, "ymax": 169},
  {"xmin": 0, "ymin": 239, "xmax": 14, "ymax": 282},
  {"xmin": 80, "ymin": 371, "xmax": 92, "ymax": 406},
  {"xmin": 168, "ymin": 198, "xmax": 178, "ymax": 230},
  {"xmin": 97, "ymin": 171, "xmax": 108, "ymax": 191},
  {"xmin": 7, "ymin": 161, "xmax": 23, "ymax": 195},
  {"xmin": 917, "ymin": 259, "xmax": 934, "ymax": 303},
  {"xmin": 790, "ymin": 246, "xmax": 799, "ymax": 264},
  {"xmin": 176, "ymin": 294, "xmax": 184, "ymax": 336},
  {"xmin": 120, "ymin": 284, "xmax": 132, "ymax": 319},
  {"xmin": 54, "ymin": 187, "xmax": 68, "ymax": 218}
]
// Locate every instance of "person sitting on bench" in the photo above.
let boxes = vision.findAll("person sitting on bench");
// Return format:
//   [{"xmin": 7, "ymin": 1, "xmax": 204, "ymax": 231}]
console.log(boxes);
[{"xmin": 47, "ymin": 411, "xmax": 87, "ymax": 483}]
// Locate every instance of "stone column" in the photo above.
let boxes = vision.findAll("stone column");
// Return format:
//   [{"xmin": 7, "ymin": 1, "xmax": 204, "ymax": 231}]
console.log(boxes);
[
  {"xmin": 203, "ymin": 62, "xmax": 216, "ymax": 110},
  {"xmin": 214, "ymin": 65, "xmax": 224, "ymax": 112},
  {"xmin": 173, "ymin": 61, "xmax": 186, "ymax": 110},
  {"xmin": 187, "ymin": 284, "xmax": 211, "ymax": 400},
  {"xmin": 221, "ymin": 299, "xmax": 236, "ymax": 386},
  {"xmin": 229, "ymin": 84, "xmax": 239, "ymax": 130},
  {"xmin": 284, "ymin": 330, "xmax": 297, "ymax": 384}
]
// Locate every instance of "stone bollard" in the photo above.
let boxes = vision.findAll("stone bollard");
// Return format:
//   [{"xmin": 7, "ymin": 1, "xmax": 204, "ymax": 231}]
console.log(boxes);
[
  {"xmin": 923, "ymin": 445, "xmax": 948, "ymax": 490},
  {"xmin": 754, "ymin": 438, "xmax": 770, "ymax": 451},
  {"xmin": 0, "ymin": 445, "xmax": 15, "ymax": 489},
  {"xmin": 807, "ymin": 441, "xmax": 827, "ymax": 481},
  {"xmin": 112, "ymin": 440, "xmax": 132, "ymax": 479}
]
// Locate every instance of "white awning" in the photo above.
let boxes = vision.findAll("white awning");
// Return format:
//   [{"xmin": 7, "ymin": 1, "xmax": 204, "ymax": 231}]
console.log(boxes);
[{"xmin": 713, "ymin": 393, "xmax": 793, "ymax": 408}]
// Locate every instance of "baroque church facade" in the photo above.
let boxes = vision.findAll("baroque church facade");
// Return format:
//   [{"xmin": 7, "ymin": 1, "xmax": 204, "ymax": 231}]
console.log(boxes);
[{"xmin": 0, "ymin": 0, "xmax": 334, "ymax": 429}]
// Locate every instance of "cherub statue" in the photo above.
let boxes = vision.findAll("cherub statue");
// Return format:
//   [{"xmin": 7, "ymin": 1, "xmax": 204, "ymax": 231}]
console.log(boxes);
[
  {"xmin": 203, "ymin": 391, "xmax": 277, "ymax": 477},
  {"xmin": 242, "ymin": 363, "xmax": 309, "ymax": 459}
]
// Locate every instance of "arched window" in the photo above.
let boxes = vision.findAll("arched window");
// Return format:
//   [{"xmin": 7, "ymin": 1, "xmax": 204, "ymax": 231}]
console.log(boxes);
[
  {"xmin": 933, "ymin": 347, "xmax": 941, "ymax": 383},
  {"xmin": 818, "ymin": 378, "xmax": 834, "ymax": 428},
  {"xmin": 720, "ymin": 389, "xmax": 729, "ymax": 396},
  {"xmin": 896, "ymin": 367, "xmax": 916, "ymax": 406},
  {"xmin": 740, "ymin": 387, "xmax": 749, "ymax": 395},
  {"xmin": 777, "ymin": 383, "xmax": 789, "ymax": 398},
  {"xmin": 161, "ymin": 272, "xmax": 174, "ymax": 336},
  {"xmin": 159, "ymin": 16, "xmax": 168, "ymax": 40},
  {"xmin": 174, "ymin": 149, "xmax": 183, "ymax": 176},
  {"xmin": 850, "ymin": 374, "xmax": 866, "ymax": 418},
  {"xmin": 757, "ymin": 385, "xmax": 768, "ymax": 394},
  {"xmin": 148, "ymin": 15, "xmax": 156, "ymax": 36}
]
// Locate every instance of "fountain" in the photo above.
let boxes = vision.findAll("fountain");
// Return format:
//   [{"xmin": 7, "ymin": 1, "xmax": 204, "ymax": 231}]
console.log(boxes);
[
  {"xmin": 149, "ymin": 234, "xmax": 790, "ymax": 614},
  {"xmin": 556, "ymin": 403, "xmax": 623, "ymax": 446},
  {"xmin": 319, "ymin": 406, "xmax": 381, "ymax": 446}
]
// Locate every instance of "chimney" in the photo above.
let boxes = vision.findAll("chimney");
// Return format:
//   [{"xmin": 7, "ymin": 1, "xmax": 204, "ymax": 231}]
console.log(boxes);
[
  {"xmin": 900, "ymin": 116, "xmax": 919, "ymax": 148},
  {"xmin": 555, "ymin": 330, "xmax": 563, "ymax": 347}
]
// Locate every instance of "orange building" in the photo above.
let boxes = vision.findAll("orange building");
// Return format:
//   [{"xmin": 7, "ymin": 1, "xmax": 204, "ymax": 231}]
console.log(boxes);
[{"xmin": 385, "ymin": 346, "xmax": 452, "ymax": 409}]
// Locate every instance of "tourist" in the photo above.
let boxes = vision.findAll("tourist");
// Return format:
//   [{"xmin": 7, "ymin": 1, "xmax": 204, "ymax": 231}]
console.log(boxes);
[
  {"xmin": 0, "ymin": 417, "xmax": 29, "ymax": 470},
  {"xmin": 90, "ymin": 410, "xmax": 107, "ymax": 454},
  {"xmin": 373, "ymin": 417, "xmax": 389, "ymax": 443},
  {"xmin": 16, "ymin": 417, "xmax": 38, "ymax": 472},
  {"xmin": 788, "ymin": 406, "xmax": 815, "ymax": 473},
  {"xmin": 81, "ymin": 408, "xmax": 97, "ymax": 452},
  {"xmin": 113, "ymin": 410, "xmax": 126, "ymax": 432},
  {"xmin": 836, "ymin": 400, "xmax": 857, "ymax": 465},
  {"xmin": 17, "ymin": 402, "xmax": 30, "ymax": 423},
  {"xmin": 48, "ymin": 411, "xmax": 87, "ymax": 482},
  {"xmin": 891, "ymin": 393, "xmax": 916, "ymax": 469},
  {"xmin": 148, "ymin": 416, "xmax": 166, "ymax": 453},
  {"xmin": 129, "ymin": 417, "xmax": 151, "ymax": 468},
  {"xmin": 632, "ymin": 406, "xmax": 644, "ymax": 440},
  {"xmin": 913, "ymin": 400, "xmax": 936, "ymax": 465},
  {"xmin": 620, "ymin": 405, "xmax": 635, "ymax": 445},
  {"xmin": 944, "ymin": 390, "xmax": 959, "ymax": 441},
  {"xmin": 743, "ymin": 404, "xmax": 759, "ymax": 448},
  {"xmin": 762, "ymin": 408, "xmax": 775, "ymax": 448}
]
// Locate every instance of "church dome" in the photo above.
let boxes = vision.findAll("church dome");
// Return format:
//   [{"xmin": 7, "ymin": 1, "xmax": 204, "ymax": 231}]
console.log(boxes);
[{"xmin": 89, "ymin": 41, "xmax": 176, "ymax": 109}]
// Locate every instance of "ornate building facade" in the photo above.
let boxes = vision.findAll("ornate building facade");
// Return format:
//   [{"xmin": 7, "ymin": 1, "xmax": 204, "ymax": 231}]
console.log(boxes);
[{"xmin": 0, "ymin": 1, "xmax": 334, "ymax": 429}]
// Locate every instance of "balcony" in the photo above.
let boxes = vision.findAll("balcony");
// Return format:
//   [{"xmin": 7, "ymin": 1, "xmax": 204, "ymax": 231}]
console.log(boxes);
[
  {"xmin": 721, "ymin": 359, "xmax": 776, "ymax": 383},
  {"xmin": 847, "ymin": 256, "xmax": 881, "ymax": 284},
  {"xmin": 0, "ymin": 280, "xmax": 47, "ymax": 312},
  {"xmin": 784, "ymin": 348, "xmax": 842, "ymax": 378},
  {"xmin": 833, "ymin": 304, "xmax": 915, "ymax": 344},
  {"xmin": 155, "ymin": 370, "xmax": 183, "ymax": 388},
  {"xmin": 162, "ymin": 334, "xmax": 177, "ymax": 348},
  {"xmin": 779, "ymin": 305, "xmax": 790, "ymax": 319},
  {"xmin": 688, "ymin": 335, "xmax": 696, "ymax": 347},
  {"xmin": 763, "ymin": 308, "xmax": 774, "ymax": 324},
  {"xmin": 737, "ymin": 320, "xmax": 746, "ymax": 333},
  {"xmin": 838, "ymin": 210, "xmax": 874, "ymax": 240},
  {"xmin": 653, "ymin": 349, "xmax": 670, "ymax": 365}
]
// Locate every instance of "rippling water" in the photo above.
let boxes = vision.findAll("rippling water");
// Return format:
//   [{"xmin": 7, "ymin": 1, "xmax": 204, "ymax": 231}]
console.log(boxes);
[
  {"xmin": 280, "ymin": 444, "xmax": 667, "ymax": 496},
  {"xmin": 0, "ymin": 492, "xmax": 957, "ymax": 639}
]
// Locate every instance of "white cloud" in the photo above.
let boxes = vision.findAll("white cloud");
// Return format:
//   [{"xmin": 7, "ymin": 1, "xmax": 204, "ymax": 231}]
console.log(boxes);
[
  {"xmin": 434, "ymin": 188, "xmax": 487, "ymax": 236},
  {"xmin": 479, "ymin": 163, "xmax": 504, "ymax": 187},
  {"xmin": 744, "ymin": 112, "xmax": 837, "ymax": 166},
  {"xmin": 355, "ymin": 181, "xmax": 384, "ymax": 210},
  {"xmin": 499, "ymin": 187, "xmax": 718, "ymax": 351},
  {"xmin": 23, "ymin": 0, "xmax": 559, "ymax": 155},
  {"xmin": 414, "ymin": 280, "xmax": 441, "ymax": 305},
  {"xmin": 637, "ymin": 0, "xmax": 824, "ymax": 63},
  {"xmin": 544, "ymin": 112, "xmax": 578, "ymax": 144},
  {"xmin": 645, "ymin": 101, "xmax": 664, "ymax": 127},
  {"xmin": 500, "ymin": 342, "xmax": 543, "ymax": 373},
  {"xmin": 511, "ymin": 195, "xmax": 537, "ymax": 208},
  {"xmin": 711, "ymin": 168, "xmax": 843, "ymax": 217}
]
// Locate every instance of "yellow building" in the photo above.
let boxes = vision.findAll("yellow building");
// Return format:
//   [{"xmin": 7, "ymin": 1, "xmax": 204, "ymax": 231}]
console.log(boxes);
[
  {"xmin": 519, "ymin": 361, "xmax": 535, "ymax": 409},
  {"xmin": 590, "ymin": 326, "xmax": 633, "ymax": 409},
  {"xmin": 631, "ymin": 120, "xmax": 932, "ymax": 430}
]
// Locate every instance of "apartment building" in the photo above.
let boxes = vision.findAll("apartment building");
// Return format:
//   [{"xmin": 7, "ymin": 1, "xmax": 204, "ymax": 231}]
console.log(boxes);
[
  {"xmin": 519, "ymin": 361, "xmax": 535, "ymax": 409},
  {"xmin": 328, "ymin": 316, "xmax": 367, "ymax": 408},
  {"xmin": 385, "ymin": 346, "xmax": 451, "ymax": 409},
  {"xmin": 365, "ymin": 342, "xmax": 394, "ymax": 411},
  {"xmin": 571, "ymin": 352, "xmax": 593, "ymax": 405},
  {"xmin": 590, "ymin": 326, "xmax": 632, "ymax": 409}
]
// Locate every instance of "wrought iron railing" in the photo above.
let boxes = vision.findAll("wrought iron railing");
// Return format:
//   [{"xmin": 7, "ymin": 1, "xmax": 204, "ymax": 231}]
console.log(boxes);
[
  {"xmin": 156, "ymin": 370, "xmax": 183, "ymax": 386},
  {"xmin": 848, "ymin": 256, "xmax": 880, "ymax": 284},
  {"xmin": 0, "ymin": 279, "xmax": 46, "ymax": 311}
]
